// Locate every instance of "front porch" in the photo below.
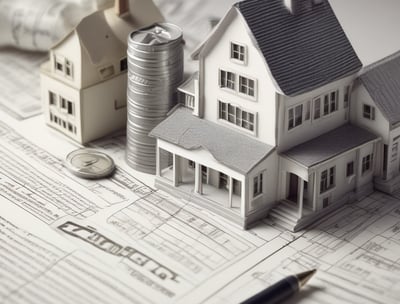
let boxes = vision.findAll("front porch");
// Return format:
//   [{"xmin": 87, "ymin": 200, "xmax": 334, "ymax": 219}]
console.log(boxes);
[{"xmin": 157, "ymin": 149, "xmax": 245, "ymax": 223}]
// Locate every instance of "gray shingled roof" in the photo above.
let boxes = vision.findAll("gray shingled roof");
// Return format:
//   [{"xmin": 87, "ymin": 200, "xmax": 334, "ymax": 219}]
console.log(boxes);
[
  {"xmin": 150, "ymin": 107, "xmax": 274, "ymax": 174},
  {"xmin": 282, "ymin": 124, "xmax": 378, "ymax": 167},
  {"xmin": 360, "ymin": 54, "xmax": 400, "ymax": 126},
  {"xmin": 236, "ymin": 0, "xmax": 362, "ymax": 96}
]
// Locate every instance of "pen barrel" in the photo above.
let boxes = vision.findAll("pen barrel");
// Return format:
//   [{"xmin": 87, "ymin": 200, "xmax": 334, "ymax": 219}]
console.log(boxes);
[{"xmin": 241, "ymin": 275, "xmax": 299, "ymax": 304}]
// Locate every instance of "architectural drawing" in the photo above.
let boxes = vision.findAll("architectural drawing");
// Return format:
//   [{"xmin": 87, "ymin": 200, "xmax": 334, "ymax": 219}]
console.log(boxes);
[
  {"xmin": 150, "ymin": 0, "xmax": 400, "ymax": 231},
  {"xmin": 40, "ymin": 0, "xmax": 163, "ymax": 144}
]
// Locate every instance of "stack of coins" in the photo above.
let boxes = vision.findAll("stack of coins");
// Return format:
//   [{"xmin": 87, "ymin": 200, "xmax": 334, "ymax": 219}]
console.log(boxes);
[{"xmin": 126, "ymin": 23, "xmax": 183, "ymax": 174}]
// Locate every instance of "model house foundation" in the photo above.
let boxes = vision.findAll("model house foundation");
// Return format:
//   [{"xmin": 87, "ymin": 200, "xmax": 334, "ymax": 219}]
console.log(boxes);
[
  {"xmin": 150, "ymin": 0, "xmax": 400, "ymax": 231},
  {"xmin": 40, "ymin": 0, "xmax": 163, "ymax": 144}
]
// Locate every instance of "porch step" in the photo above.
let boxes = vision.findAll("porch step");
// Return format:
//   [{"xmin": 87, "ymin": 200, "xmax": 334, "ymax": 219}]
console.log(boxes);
[{"xmin": 267, "ymin": 201, "xmax": 301, "ymax": 231}]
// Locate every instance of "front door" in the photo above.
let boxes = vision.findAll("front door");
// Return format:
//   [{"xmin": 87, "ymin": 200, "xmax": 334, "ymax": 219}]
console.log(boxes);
[{"xmin": 287, "ymin": 173, "xmax": 299, "ymax": 203}]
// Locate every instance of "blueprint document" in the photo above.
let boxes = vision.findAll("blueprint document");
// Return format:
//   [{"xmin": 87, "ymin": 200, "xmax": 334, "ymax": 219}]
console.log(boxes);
[{"xmin": 1, "ymin": 109, "xmax": 400, "ymax": 304}]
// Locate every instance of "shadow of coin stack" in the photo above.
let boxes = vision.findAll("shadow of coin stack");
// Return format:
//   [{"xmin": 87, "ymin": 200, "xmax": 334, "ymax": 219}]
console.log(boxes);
[{"xmin": 127, "ymin": 23, "xmax": 183, "ymax": 174}]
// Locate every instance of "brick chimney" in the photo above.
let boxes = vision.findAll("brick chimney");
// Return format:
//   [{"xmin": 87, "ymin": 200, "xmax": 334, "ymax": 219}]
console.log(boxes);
[
  {"xmin": 284, "ymin": 0, "xmax": 323, "ymax": 15},
  {"xmin": 115, "ymin": 0, "xmax": 129, "ymax": 16}
]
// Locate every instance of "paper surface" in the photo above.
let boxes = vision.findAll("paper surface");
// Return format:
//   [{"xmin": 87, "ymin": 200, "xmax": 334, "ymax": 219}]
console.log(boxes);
[{"xmin": 1, "ymin": 1, "xmax": 400, "ymax": 303}]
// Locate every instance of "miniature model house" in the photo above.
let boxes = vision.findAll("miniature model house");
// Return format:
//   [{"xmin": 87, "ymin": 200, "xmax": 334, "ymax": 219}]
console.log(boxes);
[
  {"xmin": 150, "ymin": 0, "xmax": 390, "ymax": 231},
  {"xmin": 40, "ymin": 0, "xmax": 163, "ymax": 144}
]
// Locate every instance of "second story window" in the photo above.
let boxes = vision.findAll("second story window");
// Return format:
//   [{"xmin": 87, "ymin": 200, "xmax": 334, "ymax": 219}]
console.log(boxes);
[
  {"xmin": 288, "ymin": 104, "xmax": 303, "ymax": 130},
  {"xmin": 231, "ymin": 42, "xmax": 246, "ymax": 63},
  {"xmin": 219, "ymin": 100, "xmax": 255, "ymax": 132},
  {"xmin": 220, "ymin": 70, "xmax": 235, "ymax": 90},
  {"xmin": 54, "ymin": 55, "xmax": 74, "ymax": 79},
  {"xmin": 239, "ymin": 76, "xmax": 255, "ymax": 97},
  {"xmin": 363, "ymin": 104, "xmax": 375, "ymax": 120}
]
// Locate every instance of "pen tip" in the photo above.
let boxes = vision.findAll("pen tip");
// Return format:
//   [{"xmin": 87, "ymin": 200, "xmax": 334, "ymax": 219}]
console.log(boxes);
[{"xmin": 296, "ymin": 269, "xmax": 317, "ymax": 288}]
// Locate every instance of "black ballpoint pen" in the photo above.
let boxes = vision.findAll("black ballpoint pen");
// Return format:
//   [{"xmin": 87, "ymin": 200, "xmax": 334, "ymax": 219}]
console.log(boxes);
[{"xmin": 240, "ymin": 269, "xmax": 317, "ymax": 304}]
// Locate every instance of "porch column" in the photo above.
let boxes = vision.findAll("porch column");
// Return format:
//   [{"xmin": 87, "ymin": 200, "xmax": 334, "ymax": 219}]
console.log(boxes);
[
  {"xmin": 241, "ymin": 178, "xmax": 247, "ymax": 218},
  {"xmin": 156, "ymin": 145, "xmax": 161, "ymax": 177},
  {"xmin": 298, "ymin": 177, "xmax": 304, "ymax": 218},
  {"xmin": 312, "ymin": 172, "xmax": 318, "ymax": 211},
  {"xmin": 172, "ymin": 154, "xmax": 180, "ymax": 187},
  {"xmin": 228, "ymin": 176, "xmax": 233, "ymax": 208},
  {"xmin": 195, "ymin": 163, "xmax": 202, "ymax": 194}
]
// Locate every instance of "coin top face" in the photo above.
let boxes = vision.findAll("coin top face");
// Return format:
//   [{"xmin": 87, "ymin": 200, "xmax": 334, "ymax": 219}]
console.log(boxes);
[{"xmin": 65, "ymin": 149, "xmax": 115, "ymax": 179}]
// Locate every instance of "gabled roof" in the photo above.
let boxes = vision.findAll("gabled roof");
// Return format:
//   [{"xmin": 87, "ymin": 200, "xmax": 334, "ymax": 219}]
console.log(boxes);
[
  {"xmin": 150, "ymin": 107, "xmax": 274, "ymax": 174},
  {"xmin": 282, "ymin": 124, "xmax": 378, "ymax": 168},
  {"xmin": 360, "ymin": 53, "xmax": 400, "ymax": 126},
  {"xmin": 234, "ymin": 0, "xmax": 362, "ymax": 96}
]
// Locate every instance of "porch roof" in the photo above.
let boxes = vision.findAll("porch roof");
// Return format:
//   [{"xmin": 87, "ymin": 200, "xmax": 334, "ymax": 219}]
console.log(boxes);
[
  {"xmin": 282, "ymin": 124, "xmax": 379, "ymax": 168},
  {"xmin": 150, "ymin": 107, "xmax": 274, "ymax": 174}
]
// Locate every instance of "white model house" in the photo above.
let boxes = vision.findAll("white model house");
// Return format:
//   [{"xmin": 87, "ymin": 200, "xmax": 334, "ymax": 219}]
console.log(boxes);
[
  {"xmin": 40, "ymin": 0, "xmax": 163, "ymax": 144},
  {"xmin": 150, "ymin": 0, "xmax": 387, "ymax": 231}
]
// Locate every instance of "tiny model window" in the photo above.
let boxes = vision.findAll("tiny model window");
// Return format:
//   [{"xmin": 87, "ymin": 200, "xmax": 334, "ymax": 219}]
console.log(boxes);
[
  {"xmin": 363, "ymin": 104, "xmax": 375, "ymax": 120},
  {"xmin": 321, "ymin": 90, "xmax": 339, "ymax": 117},
  {"xmin": 253, "ymin": 172, "xmax": 263, "ymax": 197},
  {"xmin": 218, "ymin": 100, "xmax": 255, "ymax": 132},
  {"xmin": 60, "ymin": 97, "xmax": 67, "ymax": 110},
  {"xmin": 231, "ymin": 43, "xmax": 246, "ymax": 63},
  {"xmin": 67, "ymin": 101, "xmax": 74, "ymax": 115},
  {"xmin": 239, "ymin": 76, "xmax": 255, "ymax": 97},
  {"xmin": 65, "ymin": 60, "xmax": 73, "ymax": 78},
  {"xmin": 49, "ymin": 91, "xmax": 57, "ymax": 106},
  {"xmin": 305, "ymin": 101, "xmax": 311, "ymax": 121},
  {"xmin": 288, "ymin": 104, "xmax": 303, "ymax": 130},
  {"xmin": 55, "ymin": 55, "xmax": 64, "ymax": 72},
  {"xmin": 313, "ymin": 97, "xmax": 321, "ymax": 120},
  {"xmin": 346, "ymin": 161, "xmax": 354, "ymax": 177},
  {"xmin": 220, "ymin": 70, "xmax": 235, "ymax": 90},
  {"xmin": 362, "ymin": 154, "xmax": 373, "ymax": 174},
  {"xmin": 320, "ymin": 166, "xmax": 335, "ymax": 194},
  {"xmin": 99, "ymin": 65, "xmax": 115, "ymax": 79},
  {"xmin": 120, "ymin": 57, "xmax": 128, "ymax": 72}
]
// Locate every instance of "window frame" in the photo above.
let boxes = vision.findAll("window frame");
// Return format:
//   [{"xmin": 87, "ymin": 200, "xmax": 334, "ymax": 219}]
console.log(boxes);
[
  {"xmin": 253, "ymin": 171, "xmax": 264, "ymax": 198},
  {"xmin": 320, "ymin": 166, "xmax": 336, "ymax": 194},
  {"xmin": 346, "ymin": 161, "xmax": 355, "ymax": 177},
  {"xmin": 219, "ymin": 69, "xmax": 236, "ymax": 91},
  {"xmin": 218, "ymin": 100, "xmax": 256, "ymax": 135},
  {"xmin": 230, "ymin": 42, "xmax": 247, "ymax": 64},
  {"xmin": 362, "ymin": 154, "xmax": 374, "ymax": 175},
  {"xmin": 288, "ymin": 104, "xmax": 303, "ymax": 131},
  {"xmin": 363, "ymin": 104, "xmax": 376, "ymax": 120}
]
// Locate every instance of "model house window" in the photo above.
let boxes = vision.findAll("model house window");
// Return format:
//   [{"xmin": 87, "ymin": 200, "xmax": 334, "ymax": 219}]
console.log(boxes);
[
  {"xmin": 65, "ymin": 59, "xmax": 73, "ymax": 77},
  {"xmin": 49, "ymin": 91, "xmax": 57, "ymax": 106},
  {"xmin": 288, "ymin": 104, "xmax": 303, "ymax": 130},
  {"xmin": 346, "ymin": 161, "xmax": 354, "ymax": 177},
  {"xmin": 362, "ymin": 154, "xmax": 373, "ymax": 174},
  {"xmin": 321, "ymin": 90, "xmax": 339, "ymax": 117},
  {"xmin": 67, "ymin": 101, "xmax": 74, "ymax": 115},
  {"xmin": 239, "ymin": 76, "xmax": 255, "ymax": 97},
  {"xmin": 60, "ymin": 97, "xmax": 67, "ymax": 110},
  {"xmin": 330, "ymin": 91, "xmax": 338, "ymax": 112},
  {"xmin": 120, "ymin": 57, "xmax": 128, "ymax": 71},
  {"xmin": 253, "ymin": 172, "xmax": 263, "ymax": 197},
  {"xmin": 55, "ymin": 55, "xmax": 64, "ymax": 72},
  {"xmin": 220, "ymin": 70, "xmax": 235, "ymax": 90},
  {"xmin": 320, "ymin": 166, "xmax": 335, "ymax": 194},
  {"xmin": 99, "ymin": 65, "xmax": 115, "ymax": 79},
  {"xmin": 231, "ymin": 43, "xmax": 246, "ymax": 63},
  {"xmin": 363, "ymin": 104, "xmax": 375, "ymax": 120},
  {"xmin": 313, "ymin": 97, "xmax": 321, "ymax": 120},
  {"xmin": 218, "ymin": 101, "xmax": 255, "ymax": 132}
]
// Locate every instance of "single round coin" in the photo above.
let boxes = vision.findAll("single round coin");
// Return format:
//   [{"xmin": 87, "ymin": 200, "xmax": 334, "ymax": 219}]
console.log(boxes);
[{"xmin": 65, "ymin": 149, "xmax": 115, "ymax": 179}]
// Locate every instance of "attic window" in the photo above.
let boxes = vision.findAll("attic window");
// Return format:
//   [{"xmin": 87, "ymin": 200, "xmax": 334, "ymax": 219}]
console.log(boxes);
[
  {"xmin": 99, "ymin": 65, "xmax": 115, "ymax": 79},
  {"xmin": 230, "ymin": 42, "xmax": 246, "ymax": 63},
  {"xmin": 120, "ymin": 57, "xmax": 128, "ymax": 72}
]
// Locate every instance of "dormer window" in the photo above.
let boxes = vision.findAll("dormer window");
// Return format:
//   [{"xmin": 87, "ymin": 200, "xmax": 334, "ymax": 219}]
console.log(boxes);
[
  {"xmin": 230, "ymin": 42, "xmax": 246, "ymax": 64},
  {"xmin": 54, "ymin": 55, "xmax": 73, "ymax": 79}
]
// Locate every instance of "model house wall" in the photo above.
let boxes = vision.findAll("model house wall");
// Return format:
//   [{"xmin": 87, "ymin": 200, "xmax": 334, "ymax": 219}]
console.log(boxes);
[{"xmin": 199, "ymin": 7, "xmax": 277, "ymax": 146}]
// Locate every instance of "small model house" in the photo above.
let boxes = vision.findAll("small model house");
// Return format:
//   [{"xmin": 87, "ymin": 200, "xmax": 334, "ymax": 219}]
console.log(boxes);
[
  {"xmin": 40, "ymin": 0, "xmax": 163, "ymax": 144},
  {"xmin": 150, "ymin": 0, "xmax": 391, "ymax": 231}
]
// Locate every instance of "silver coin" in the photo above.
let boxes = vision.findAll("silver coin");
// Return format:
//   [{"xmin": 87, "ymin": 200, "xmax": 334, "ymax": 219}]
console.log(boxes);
[{"xmin": 65, "ymin": 149, "xmax": 115, "ymax": 179}]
